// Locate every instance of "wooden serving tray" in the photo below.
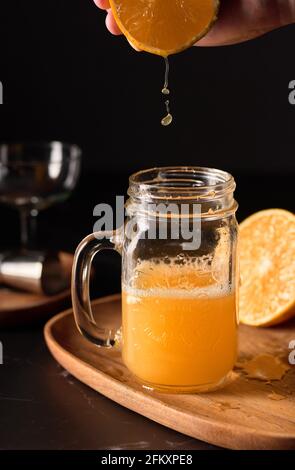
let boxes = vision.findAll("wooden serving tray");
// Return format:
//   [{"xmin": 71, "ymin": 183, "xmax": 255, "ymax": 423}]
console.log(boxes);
[
  {"xmin": 0, "ymin": 252, "xmax": 73, "ymax": 327},
  {"xmin": 44, "ymin": 294, "xmax": 295, "ymax": 450}
]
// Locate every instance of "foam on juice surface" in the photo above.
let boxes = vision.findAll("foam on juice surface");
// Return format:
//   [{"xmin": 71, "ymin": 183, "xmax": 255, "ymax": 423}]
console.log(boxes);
[{"xmin": 123, "ymin": 258, "xmax": 233, "ymax": 298}]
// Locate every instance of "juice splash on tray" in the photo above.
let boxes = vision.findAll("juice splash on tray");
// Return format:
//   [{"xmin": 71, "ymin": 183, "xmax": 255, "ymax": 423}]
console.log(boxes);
[
  {"xmin": 122, "ymin": 260, "xmax": 237, "ymax": 392},
  {"xmin": 236, "ymin": 354, "xmax": 290, "ymax": 381}
]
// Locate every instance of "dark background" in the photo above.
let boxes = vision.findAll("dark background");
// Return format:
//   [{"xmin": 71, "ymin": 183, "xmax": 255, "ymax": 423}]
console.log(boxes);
[
  {"xmin": 0, "ymin": 0, "xmax": 295, "ymax": 173},
  {"xmin": 0, "ymin": 0, "xmax": 294, "ymax": 282}
]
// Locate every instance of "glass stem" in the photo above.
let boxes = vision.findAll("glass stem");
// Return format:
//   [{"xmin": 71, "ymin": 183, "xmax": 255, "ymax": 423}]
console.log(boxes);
[{"xmin": 19, "ymin": 208, "xmax": 38, "ymax": 250}]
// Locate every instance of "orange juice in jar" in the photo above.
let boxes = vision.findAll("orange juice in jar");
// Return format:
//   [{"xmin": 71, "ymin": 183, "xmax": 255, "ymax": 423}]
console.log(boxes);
[
  {"xmin": 122, "ymin": 260, "xmax": 237, "ymax": 392},
  {"xmin": 72, "ymin": 167, "xmax": 239, "ymax": 393}
]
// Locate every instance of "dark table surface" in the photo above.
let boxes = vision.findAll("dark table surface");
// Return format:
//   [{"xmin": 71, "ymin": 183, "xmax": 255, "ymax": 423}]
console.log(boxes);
[
  {"xmin": 0, "ymin": 325, "xmax": 217, "ymax": 450},
  {"xmin": 0, "ymin": 171, "xmax": 294, "ymax": 450}
]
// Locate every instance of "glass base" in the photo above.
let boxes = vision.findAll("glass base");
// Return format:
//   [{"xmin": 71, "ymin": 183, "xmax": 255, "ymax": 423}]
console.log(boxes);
[{"xmin": 134, "ymin": 371, "xmax": 235, "ymax": 394}]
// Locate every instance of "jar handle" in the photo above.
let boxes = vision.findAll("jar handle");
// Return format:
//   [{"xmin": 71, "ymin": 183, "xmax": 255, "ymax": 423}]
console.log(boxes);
[{"xmin": 71, "ymin": 231, "xmax": 121, "ymax": 348}]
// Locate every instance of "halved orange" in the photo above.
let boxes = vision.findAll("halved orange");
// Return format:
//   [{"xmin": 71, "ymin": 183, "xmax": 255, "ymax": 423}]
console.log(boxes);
[
  {"xmin": 109, "ymin": 0, "xmax": 219, "ymax": 56},
  {"xmin": 239, "ymin": 209, "xmax": 295, "ymax": 327}
]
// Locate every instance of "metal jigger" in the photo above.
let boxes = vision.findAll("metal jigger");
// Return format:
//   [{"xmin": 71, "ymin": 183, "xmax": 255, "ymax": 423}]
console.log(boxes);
[{"xmin": 0, "ymin": 251, "xmax": 70, "ymax": 295}]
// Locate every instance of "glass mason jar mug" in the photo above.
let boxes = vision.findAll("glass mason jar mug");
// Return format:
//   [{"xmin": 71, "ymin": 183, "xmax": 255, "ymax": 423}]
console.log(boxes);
[{"xmin": 72, "ymin": 167, "xmax": 239, "ymax": 393}]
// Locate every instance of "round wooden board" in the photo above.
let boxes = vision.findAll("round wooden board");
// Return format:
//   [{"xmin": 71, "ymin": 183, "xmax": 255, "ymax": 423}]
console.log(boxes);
[
  {"xmin": 0, "ymin": 252, "xmax": 73, "ymax": 327},
  {"xmin": 44, "ymin": 294, "xmax": 295, "ymax": 450}
]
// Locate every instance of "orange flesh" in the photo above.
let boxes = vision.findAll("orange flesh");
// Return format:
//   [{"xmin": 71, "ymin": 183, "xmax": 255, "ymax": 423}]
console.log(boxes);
[
  {"xmin": 109, "ymin": 0, "xmax": 218, "ymax": 55},
  {"xmin": 122, "ymin": 261, "xmax": 237, "ymax": 391},
  {"xmin": 239, "ymin": 209, "xmax": 295, "ymax": 326}
]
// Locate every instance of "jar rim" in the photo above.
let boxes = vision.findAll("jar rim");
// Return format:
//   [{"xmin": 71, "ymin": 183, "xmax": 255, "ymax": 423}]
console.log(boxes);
[{"xmin": 128, "ymin": 166, "xmax": 236, "ymax": 202}]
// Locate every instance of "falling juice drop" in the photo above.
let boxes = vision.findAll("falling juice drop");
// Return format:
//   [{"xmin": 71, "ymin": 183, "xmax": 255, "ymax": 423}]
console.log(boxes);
[
  {"xmin": 161, "ymin": 100, "xmax": 173, "ymax": 126},
  {"xmin": 162, "ymin": 57, "xmax": 170, "ymax": 95},
  {"xmin": 161, "ymin": 57, "xmax": 173, "ymax": 126}
]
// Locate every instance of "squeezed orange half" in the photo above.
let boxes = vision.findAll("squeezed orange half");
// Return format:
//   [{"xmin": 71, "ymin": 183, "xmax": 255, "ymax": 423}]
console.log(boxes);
[
  {"xmin": 122, "ymin": 261, "xmax": 237, "ymax": 392},
  {"xmin": 109, "ymin": 0, "xmax": 219, "ymax": 56}
]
